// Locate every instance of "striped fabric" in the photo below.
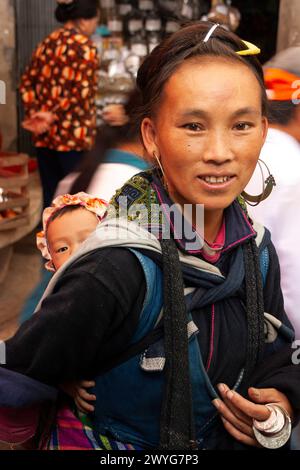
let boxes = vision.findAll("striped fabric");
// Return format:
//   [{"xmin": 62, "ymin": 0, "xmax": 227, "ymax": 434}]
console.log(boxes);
[{"xmin": 44, "ymin": 406, "xmax": 141, "ymax": 451}]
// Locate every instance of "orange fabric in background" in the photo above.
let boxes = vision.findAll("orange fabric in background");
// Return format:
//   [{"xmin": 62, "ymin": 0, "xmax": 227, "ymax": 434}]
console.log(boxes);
[{"xmin": 264, "ymin": 67, "xmax": 300, "ymax": 101}]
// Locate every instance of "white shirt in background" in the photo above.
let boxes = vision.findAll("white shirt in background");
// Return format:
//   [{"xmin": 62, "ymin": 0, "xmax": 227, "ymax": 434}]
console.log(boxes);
[{"xmin": 246, "ymin": 128, "xmax": 300, "ymax": 339}]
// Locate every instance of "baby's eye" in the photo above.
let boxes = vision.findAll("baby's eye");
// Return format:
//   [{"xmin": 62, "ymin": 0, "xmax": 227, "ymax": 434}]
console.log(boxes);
[
  {"xmin": 57, "ymin": 246, "xmax": 68, "ymax": 254},
  {"xmin": 183, "ymin": 123, "xmax": 204, "ymax": 132}
]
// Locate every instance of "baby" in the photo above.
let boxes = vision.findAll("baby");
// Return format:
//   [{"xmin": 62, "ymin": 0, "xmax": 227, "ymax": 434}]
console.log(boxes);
[
  {"xmin": 37, "ymin": 192, "xmax": 108, "ymax": 413},
  {"xmin": 0, "ymin": 193, "xmax": 107, "ymax": 450},
  {"xmin": 37, "ymin": 192, "xmax": 107, "ymax": 272}
]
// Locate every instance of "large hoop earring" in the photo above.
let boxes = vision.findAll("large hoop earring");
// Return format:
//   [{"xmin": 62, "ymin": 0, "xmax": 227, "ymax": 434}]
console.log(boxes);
[
  {"xmin": 153, "ymin": 151, "xmax": 169, "ymax": 192},
  {"xmin": 241, "ymin": 159, "xmax": 276, "ymax": 207}
]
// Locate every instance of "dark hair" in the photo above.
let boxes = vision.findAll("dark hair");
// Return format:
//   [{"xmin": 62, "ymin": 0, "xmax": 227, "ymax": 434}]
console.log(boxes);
[
  {"xmin": 268, "ymin": 100, "xmax": 298, "ymax": 125},
  {"xmin": 70, "ymin": 88, "xmax": 143, "ymax": 194},
  {"xmin": 55, "ymin": 0, "xmax": 99, "ymax": 24},
  {"xmin": 137, "ymin": 21, "xmax": 268, "ymax": 119}
]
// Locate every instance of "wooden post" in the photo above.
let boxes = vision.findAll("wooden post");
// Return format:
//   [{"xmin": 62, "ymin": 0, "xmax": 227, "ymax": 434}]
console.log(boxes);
[{"xmin": 277, "ymin": 0, "xmax": 300, "ymax": 51}]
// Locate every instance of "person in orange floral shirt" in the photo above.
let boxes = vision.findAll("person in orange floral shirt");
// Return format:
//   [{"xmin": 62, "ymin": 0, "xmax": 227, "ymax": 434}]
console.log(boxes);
[{"xmin": 20, "ymin": 0, "xmax": 100, "ymax": 208}]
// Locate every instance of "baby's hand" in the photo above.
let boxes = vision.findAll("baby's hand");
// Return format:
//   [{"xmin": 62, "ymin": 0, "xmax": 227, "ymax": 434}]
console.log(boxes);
[
  {"xmin": 61, "ymin": 380, "xmax": 96, "ymax": 413},
  {"xmin": 74, "ymin": 381, "xmax": 96, "ymax": 413}
]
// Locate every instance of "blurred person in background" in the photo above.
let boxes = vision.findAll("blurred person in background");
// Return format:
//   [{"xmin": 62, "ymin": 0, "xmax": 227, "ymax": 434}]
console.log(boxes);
[
  {"xmin": 57, "ymin": 88, "xmax": 149, "ymax": 199},
  {"xmin": 246, "ymin": 47, "xmax": 300, "ymax": 341},
  {"xmin": 20, "ymin": 0, "xmax": 100, "ymax": 209}
]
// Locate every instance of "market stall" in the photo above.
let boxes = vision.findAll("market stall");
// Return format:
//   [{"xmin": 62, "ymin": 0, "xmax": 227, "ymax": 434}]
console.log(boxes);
[
  {"xmin": 0, "ymin": 150, "xmax": 42, "ymax": 284},
  {"xmin": 94, "ymin": 0, "xmax": 242, "ymax": 124}
]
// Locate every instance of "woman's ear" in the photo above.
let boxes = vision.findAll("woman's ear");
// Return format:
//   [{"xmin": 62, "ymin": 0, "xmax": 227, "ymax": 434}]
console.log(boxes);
[
  {"xmin": 141, "ymin": 117, "xmax": 159, "ymax": 163},
  {"xmin": 261, "ymin": 116, "xmax": 269, "ymax": 144}
]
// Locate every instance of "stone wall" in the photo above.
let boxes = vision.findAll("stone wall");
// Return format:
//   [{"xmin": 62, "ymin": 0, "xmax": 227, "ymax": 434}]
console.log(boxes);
[{"xmin": 0, "ymin": 0, "xmax": 17, "ymax": 151}]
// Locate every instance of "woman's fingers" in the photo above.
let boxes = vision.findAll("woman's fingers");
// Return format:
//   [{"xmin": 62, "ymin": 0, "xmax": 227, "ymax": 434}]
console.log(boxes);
[
  {"xmin": 248, "ymin": 387, "xmax": 293, "ymax": 419},
  {"xmin": 33, "ymin": 111, "xmax": 57, "ymax": 124},
  {"xmin": 79, "ymin": 380, "xmax": 96, "ymax": 389},
  {"xmin": 218, "ymin": 384, "xmax": 270, "ymax": 421},
  {"xmin": 217, "ymin": 384, "xmax": 253, "ymax": 426},
  {"xmin": 74, "ymin": 396, "xmax": 95, "ymax": 413},
  {"xmin": 77, "ymin": 387, "xmax": 96, "ymax": 402},
  {"xmin": 102, "ymin": 104, "xmax": 129, "ymax": 126},
  {"xmin": 213, "ymin": 399, "xmax": 253, "ymax": 436},
  {"xmin": 22, "ymin": 119, "xmax": 50, "ymax": 135},
  {"xmin": 220, "ymin": 417, "xmax": 259, "ymax": 447}
]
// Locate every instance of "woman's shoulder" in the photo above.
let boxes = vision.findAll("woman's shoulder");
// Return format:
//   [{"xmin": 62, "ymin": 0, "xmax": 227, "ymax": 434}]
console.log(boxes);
[
  {"xmin": 68, "ymin": 247, "xmax": 146, "ymax": 283},
  {"xmin": 32, "ymin": 28, "xmax": 69, "ymax": 58},
  {"xmin": 45, "ymin": 28, "xmax": 95, "ymax": 50},
  {"xmin": 65, "ymin": 29, "xmax": 97, "ymax": 52}
]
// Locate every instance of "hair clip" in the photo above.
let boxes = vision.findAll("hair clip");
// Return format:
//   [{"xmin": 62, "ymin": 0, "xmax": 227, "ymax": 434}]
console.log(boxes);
[
  {"xmin": 236, "ymin": 40, "xmax": 261, "ymax": 56},
  {"xmin": 203, "ymin": 23, "xmax": 219, "ymax": 43}
]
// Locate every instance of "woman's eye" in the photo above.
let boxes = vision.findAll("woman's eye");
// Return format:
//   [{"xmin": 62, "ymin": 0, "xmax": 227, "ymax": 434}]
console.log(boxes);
[
  {"xmin": 183, "ymin": 123, "xmax": 204, "ymax": 132},
  {"xmin": 234, "ymin": 122, "xmax": 253, "ymax": 131},
  {"xmin": 57, "ymin": 246, "xmax": 68, "ymax": 254}
]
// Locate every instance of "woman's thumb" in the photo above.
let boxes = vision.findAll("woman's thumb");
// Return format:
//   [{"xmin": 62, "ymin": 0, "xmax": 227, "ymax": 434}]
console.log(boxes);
[
  {"xmin": 248, "ymin": 387, "xmax": 262, "ymax": 402},
  {"xmin": 248, "ymin": 387, "xmax": 279, "ymax": 404}
]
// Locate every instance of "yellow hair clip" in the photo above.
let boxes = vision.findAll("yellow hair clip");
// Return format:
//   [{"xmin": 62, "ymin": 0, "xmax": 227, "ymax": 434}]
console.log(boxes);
[{"xmin": 236, "ymin": 40, "xmax": 261, "ymax": 56}]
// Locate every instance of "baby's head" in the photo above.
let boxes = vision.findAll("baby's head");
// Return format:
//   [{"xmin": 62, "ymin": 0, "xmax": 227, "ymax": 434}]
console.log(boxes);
[{"xmin": 37, "ymin": 193, "xmax": 108, "ymax": 271}]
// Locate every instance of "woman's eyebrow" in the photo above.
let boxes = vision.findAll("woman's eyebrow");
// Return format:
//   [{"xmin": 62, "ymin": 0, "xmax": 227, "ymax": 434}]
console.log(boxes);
[
  {"xmin": 231, "ymin": 107, "xmax": 260, "ymax": 118},
  {"xmin": 180, "ymin": 109, "xmax": 208, "ymax": 119},
  {"xmin": 179, "ymin": 107, "xmax": 259, "ymax": 119}
]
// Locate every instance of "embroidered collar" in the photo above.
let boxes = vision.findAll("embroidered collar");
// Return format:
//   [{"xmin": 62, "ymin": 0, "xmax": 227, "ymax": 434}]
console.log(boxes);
[
  {"xmin": 150, "ymin": 172, "xmax": 256, "ymax": 260},
  {"xmin": 109, "ymin": 169, "xmax": 256, "ymax": 262}
]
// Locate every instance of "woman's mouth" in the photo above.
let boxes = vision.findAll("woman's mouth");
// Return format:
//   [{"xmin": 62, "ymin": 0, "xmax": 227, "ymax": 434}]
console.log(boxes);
[{"xmin": 197, "ymin": 175, "xmax": 236, "ymax": 190}]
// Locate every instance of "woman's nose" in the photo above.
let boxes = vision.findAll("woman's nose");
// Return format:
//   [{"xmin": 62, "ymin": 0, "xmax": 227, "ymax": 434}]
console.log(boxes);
[{"xmin": 202, "ymin": 131, "xmax": 234, "ymax": 165}]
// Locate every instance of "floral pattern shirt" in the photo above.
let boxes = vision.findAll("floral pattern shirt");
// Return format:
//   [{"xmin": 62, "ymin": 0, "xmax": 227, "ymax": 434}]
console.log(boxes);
[{"xmin": 20, "ymin": 27, "xmax": 99, "ymax": 152}]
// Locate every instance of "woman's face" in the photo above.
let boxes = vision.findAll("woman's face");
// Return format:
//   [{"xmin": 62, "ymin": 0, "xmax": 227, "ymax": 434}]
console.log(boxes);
[
  {"xmin": 142, "ymin": 58, "xmax": 268, "ymax": 213},
  {"xmin": 79, "ymin": 15, "xmax": 99, "ymax": 37}
]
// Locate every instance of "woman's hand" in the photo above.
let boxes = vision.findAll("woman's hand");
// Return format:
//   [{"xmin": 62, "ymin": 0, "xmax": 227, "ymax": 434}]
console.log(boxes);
[
  {"xmin": 213, "ymin": 383, "xmax": 293, "ymax": 447},
  {"xmin": 22, "ymin": 111, "xmax": 57, "ymax": 135},
  {"xmin": 60, "ymin": 380, "xmax": 96, "ymax": 414},
  {"xmin": 102, "ymin": 104, "xmax": 129, "ymax": 127}
]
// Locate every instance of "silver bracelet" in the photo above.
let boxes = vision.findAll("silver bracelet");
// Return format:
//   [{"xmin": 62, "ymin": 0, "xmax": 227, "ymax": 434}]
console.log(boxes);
[{"xmin": 252, "ymin": 403, "xmax": 292, "ymax": 449}]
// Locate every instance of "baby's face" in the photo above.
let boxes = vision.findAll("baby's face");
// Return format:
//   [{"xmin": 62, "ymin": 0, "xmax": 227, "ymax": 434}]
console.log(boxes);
[{"xmin": 47, "ymin": 208, "xmax": 99, "ymax": 270}]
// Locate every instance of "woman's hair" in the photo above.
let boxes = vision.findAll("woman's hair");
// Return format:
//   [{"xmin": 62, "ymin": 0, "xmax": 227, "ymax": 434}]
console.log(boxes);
[
  {"xmin": 70, "ymin": 88, "xmax": 143, "ymax": 194},
  {"xmin": 137, "ymin": 21, "xmax": 268, "ymax": 120},
  {"xmin": 55, "ymin": 0, "xmax": 99, "ymax": 24}
]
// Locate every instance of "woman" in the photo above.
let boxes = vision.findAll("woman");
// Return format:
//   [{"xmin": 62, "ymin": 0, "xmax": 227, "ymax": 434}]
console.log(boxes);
[
  {"xmin": 20, "ymin": 0, "xmax": 100, "ymax": 208},
  {"xmin": 1, "ymin": 22, "xmax": 300, "ymax": 450},
  {"xmin": 56, "ymin": 88, "xmax": 149, "ymax": 200}
]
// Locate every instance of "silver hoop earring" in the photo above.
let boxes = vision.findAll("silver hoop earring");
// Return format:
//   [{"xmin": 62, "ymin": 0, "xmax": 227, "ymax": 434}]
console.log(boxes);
[
  {"xmin": 153, "ymin": 151, "xmax": 169, "ymax": 192},
  {"xmin": 241, "ymin": 159, "xmax": 276, "ymax": 207}
]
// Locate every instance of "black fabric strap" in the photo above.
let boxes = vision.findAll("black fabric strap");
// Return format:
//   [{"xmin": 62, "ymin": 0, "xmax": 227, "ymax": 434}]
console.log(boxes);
[
  {"xmin": 242, "ymin": 238, "xmax": 265, "ymax": 384},
  {"xmin": 158, "ymin": 238, "xmax": 195, "ymax": 450}
]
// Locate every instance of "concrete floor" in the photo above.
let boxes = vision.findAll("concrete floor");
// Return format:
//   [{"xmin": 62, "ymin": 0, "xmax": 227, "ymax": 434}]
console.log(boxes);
[{"xmin": 0, "ymin": 231, "xmax": 41, "ymax": 340}]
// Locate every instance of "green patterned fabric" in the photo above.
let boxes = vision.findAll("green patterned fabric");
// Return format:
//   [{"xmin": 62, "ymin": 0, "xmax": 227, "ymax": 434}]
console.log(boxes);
[{"xmin": 108, "ymin": 169, "xmax": 250, "ymax": 229}]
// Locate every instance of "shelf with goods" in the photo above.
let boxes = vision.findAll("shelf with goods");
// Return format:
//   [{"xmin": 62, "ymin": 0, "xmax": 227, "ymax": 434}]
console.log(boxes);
[
  {"xmin": 94, "ymin": 0, "xmax": 222, "ymax": 125},
  {"xmin": 0, "ymin": 152, "xmax": 30, "ymax": 232},
  {"xmin": 0, "ymin": 150, "xmax": 42, "ymax": 274}
]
